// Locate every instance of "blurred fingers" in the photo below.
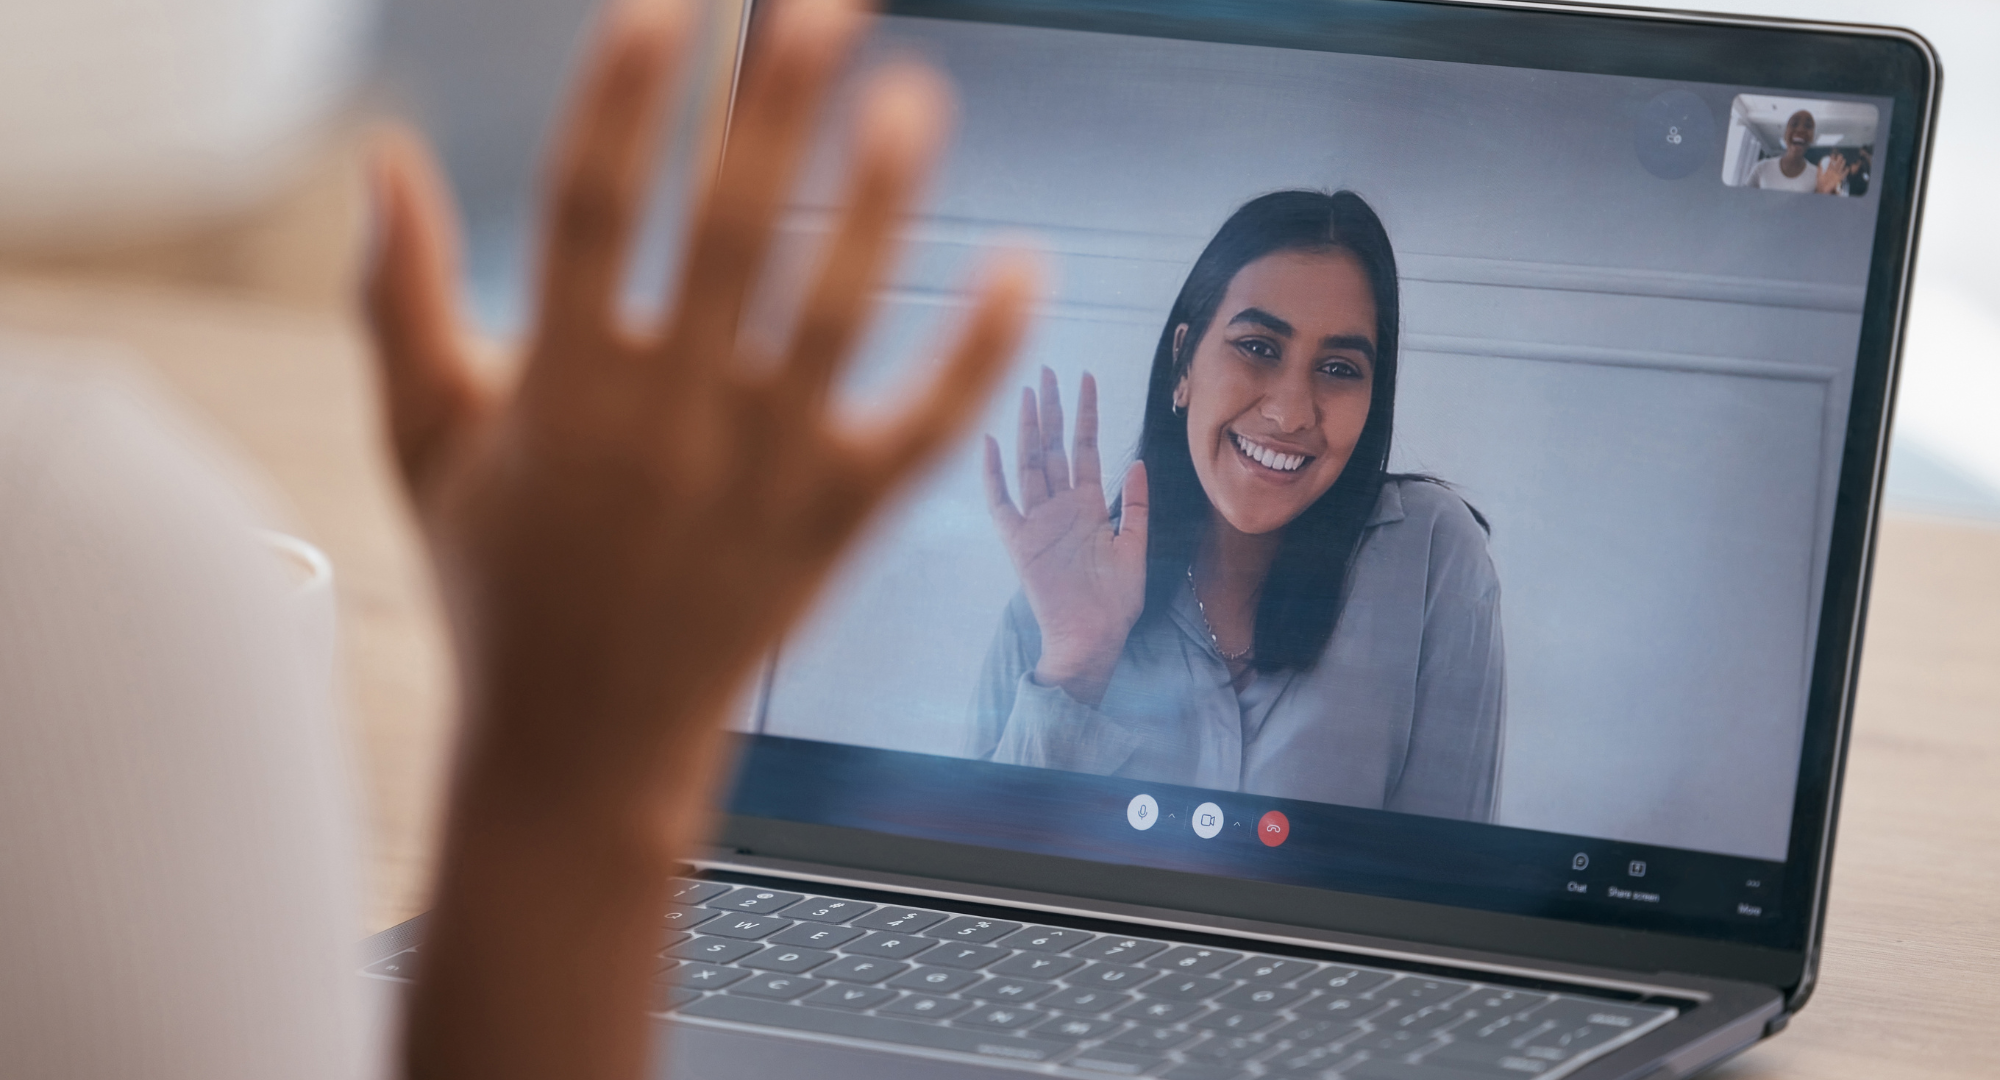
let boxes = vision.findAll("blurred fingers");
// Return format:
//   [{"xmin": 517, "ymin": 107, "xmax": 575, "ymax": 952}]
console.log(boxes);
[
  {"xmin": 982, "ymin": 435, "xmax": 1023, "ymax": 537},
  {"xmin": 662, "ymin": 0, "xmax": 866, "ymax": 376},
  {"xmin": 364, "ymin": 127, "xmax": 490, "ymax": 498},
  {"xmin": 534, "ymin": 0, "xmax": 690, "ymax": 351},
  {"xmin": 1037, "ymin": 366, "xmax": 1069, "ymax": 493},
  {"xmin": 780, "ymin": 63, "xmax": 950, "ymax": 413},
  {"xmin": 1116, "ymin": 461, "xmax": 1149, "ymax": 550},
  {"xmin": 1016, "ymin": 385, "xmax": 1049, "ymax": 509},
  {"xmin": 1072, "ymin": 372, "xmax": 1101, "ymax": 491}
]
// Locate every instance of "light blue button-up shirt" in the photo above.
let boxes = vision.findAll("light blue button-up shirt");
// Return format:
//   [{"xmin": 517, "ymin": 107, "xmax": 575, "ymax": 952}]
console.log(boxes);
[{"xmin": 966, "ymin": 478, "xmax": 1505, "ymax": 822}]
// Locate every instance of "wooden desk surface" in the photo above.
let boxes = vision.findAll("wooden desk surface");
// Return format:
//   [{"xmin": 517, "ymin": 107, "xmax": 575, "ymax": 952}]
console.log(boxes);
[{"xmin": 2, "ymin": 256, "xmax": 1994, "ymax": 1078}]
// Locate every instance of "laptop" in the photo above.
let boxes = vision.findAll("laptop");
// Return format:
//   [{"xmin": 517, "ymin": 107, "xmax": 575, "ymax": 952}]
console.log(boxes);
[{"xmin": 360, "ymin": 2, "xmax": 1937, "ymax": 1077}]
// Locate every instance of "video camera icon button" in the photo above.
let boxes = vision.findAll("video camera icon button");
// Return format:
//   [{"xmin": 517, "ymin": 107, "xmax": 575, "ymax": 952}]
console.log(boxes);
[
  {"xmin": 1192, "ymin": 802, "xmax": 1225, "ymax": 839},
  {"xmin": 1127, "ymin": 794, "xmax": 1159, "ymax": 831}
]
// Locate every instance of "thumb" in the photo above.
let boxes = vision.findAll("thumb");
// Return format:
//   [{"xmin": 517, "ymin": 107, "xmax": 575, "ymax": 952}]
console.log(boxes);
[{"xmin": 1116, "ymin": 460, "xmax": 1149, "ymax": 553}]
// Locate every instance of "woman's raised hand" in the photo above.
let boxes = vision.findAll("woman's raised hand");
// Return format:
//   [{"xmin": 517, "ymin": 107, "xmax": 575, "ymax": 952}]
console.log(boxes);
[
  {"xmin": 983, "ymin": 368, "xmax": 1148, "ymax": 706},
  {"xmin": 365, "ymin": 0, "xmax": 1033, "ymax": 1075}
]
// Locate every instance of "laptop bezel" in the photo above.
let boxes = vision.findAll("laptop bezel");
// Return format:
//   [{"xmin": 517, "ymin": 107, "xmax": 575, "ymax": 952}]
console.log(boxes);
[{"xmin": 715, "ymin": 0, "xmax": 1939, "ymax": 1001}]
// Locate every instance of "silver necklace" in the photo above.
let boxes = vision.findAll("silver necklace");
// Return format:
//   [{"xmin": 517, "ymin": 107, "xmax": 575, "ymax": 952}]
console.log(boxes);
[{"xmin": 1187, "ymin": 566, "xmax": 1252, "ymax": 663}]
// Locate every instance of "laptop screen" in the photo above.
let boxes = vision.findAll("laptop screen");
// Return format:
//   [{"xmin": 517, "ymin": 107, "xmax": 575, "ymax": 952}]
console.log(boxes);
[{"xmin": 724, "ymin": 2, "xmax": 1908, "ymax": 949}]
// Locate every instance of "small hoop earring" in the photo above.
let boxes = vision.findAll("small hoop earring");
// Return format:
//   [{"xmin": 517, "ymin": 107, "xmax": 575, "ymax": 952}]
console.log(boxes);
[{"xmin": 1172, "ymin": 402, "xmax": 1186, "ymax": 417}]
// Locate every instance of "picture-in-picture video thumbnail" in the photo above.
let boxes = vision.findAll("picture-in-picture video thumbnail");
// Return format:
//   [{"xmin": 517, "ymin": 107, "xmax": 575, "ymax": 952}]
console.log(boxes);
[{"xmin": 1721, "ymin": 94, "xmax": 1878, "ymax": 196}]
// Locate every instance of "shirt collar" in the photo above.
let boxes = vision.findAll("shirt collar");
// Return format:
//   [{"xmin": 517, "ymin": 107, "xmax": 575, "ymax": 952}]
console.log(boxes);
[{"xmin": 1365, "ymin": 479, "xmax": 1405, "ymax": 528}]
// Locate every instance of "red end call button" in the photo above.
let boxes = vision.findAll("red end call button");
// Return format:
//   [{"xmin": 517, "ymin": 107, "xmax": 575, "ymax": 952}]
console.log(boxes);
[{"xmin": 1257, "ymin": 811, "xmax": 1290, "ymax": 847}]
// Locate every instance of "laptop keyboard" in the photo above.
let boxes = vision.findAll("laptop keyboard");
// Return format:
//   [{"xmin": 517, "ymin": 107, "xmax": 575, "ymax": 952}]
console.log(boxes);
[{"xmin": 366, "ymin": 877, "xmax": 1680, "ymax": 1079}]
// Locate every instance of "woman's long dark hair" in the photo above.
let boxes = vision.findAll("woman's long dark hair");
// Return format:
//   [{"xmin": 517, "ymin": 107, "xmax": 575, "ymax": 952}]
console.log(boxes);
[{"xmin": 1130, "ymin": 190, "xmax": 1402, "ymax": 674}]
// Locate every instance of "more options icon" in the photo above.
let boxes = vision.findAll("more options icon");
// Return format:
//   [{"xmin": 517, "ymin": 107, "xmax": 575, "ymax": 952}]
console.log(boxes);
[
  {"xmin": 1127, "ymin": 794, "xmax": 1158, "ymax": 831},
  {"xmin": 1192, "ymin": 802, "xmax": 1225, "ymax": 839}
]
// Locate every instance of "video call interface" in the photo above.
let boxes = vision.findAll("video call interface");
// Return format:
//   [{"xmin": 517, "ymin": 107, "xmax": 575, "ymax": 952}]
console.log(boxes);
[{"xmin": 725, "ymin": 12, "xmax": 1893, "ymax": 943}]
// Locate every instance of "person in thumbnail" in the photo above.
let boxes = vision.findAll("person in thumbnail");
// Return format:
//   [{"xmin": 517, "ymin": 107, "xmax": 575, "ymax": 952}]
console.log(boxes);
[
  {"xmin": 1748, "ymin": 109, "xmax": 1858, "ymax": 195},
  {"xmin": 967, "ymin": 191, "xmax": 1504, "ymax": 822}
]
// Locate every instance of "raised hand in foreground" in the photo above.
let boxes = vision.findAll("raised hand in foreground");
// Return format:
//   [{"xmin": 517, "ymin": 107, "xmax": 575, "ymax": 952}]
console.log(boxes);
[
  {"xmin": 983, "ymin": 369, "xmax": 1149, "ymax": 707},
  {"xmin": 364, "ymin": 0, "xmax": 1034, "ymax": 1077}
]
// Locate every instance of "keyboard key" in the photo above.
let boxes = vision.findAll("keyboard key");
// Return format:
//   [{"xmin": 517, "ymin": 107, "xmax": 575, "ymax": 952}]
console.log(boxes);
[
  {"xmin": 661, "ymin": 904, "xmax": 721, "ymax": 931},
  {"xmin": 1340, "ymin": 1061, "xmax": 1502, "ymax": 1080},
  {"xmin": 782, "ymin": 897, "xmax": 878, "ymax": 924},
  {"xmin": 1216, "ymin": 984, "xmax": 1310, "ymax": 1011},
  {"xmin": 1455, "ymin": 996, "xmax": 1670, "ymax": 1064},
  {"xmin": 1034, "ymin": 1015, "xmax": 1119, "ymax": 1040},
  {"xmin": 1183, "ymin": 1032, "xmax": 1265, "ymax": 1063},
  {"xmin": 1458, "ymin": 988, "xmax": 1554, "ymax": 1017},
  {"xmin": 802, "ymin": 983, "xmax": 897, "ymax": 1011},
  {"xmin": 684, "ymin": 993, "xmax": 1074, "ymax": 1062},
  {"xmin": 741, "ymin": 945, "xmax": 835, "ymax": 974},
  {"xmin": 852, "ymin": 907, "xmax": 948, "ymax": 933},
  {"xmin": 769, "ymin": 922, "xmax": 863, "ymax": 950},
  {"xmin": 1152, "ymin": 946, "xmax": 1242, "ymax": 975},
  {"xmin": 1191, "ymin": 1009, "xmax": 1282, "ymax": 1035},
  {"xmin": 1529, "ymin": 997, "xmax": 1672, "ymax": 1034},
  {"xmin": 364, "ymin": 951, "xmax": 419, "ymax": 980},
  {"xmin": 1069, "ymin": 1048, "xmax": 1169, "ymax": 1075},
  {"xmin": 814, "ymin": 955, "xmax": 910, "ymax": 984},
  {"xmin": 1460, "ymin": 1007, "xmax": 1554, "ymax": 1046},
  {"xmin": 1369, "ymin": 1000, "xmax": 1467, "ymax": 1038},
  {"xmin": 1104, "ymin": 1024, "xmax": 1199, "ymax": 1052},
  {"xmin": 1290, "ymin": 993, "xmax": 1383, "ymax": 1022},
  {"xmin": 1075, "ymin": 936, "xmax": 1169, "ymax": 964},
  {"xmin": 1163, "ymin": 1060, "xmax": 1251, "ymax": 1080},
  {"xmin": 702, "ymin": 914, "xmax": 792, "ymax": 940},
  {"xmin": 1376, "ymin": 976, "xmax": 1475, "ymax": 1006},
  {"xmin": 1042, "ymin": 987, "xmax": 1135, "ymax": 1014},
  {"xmin": 1268, "ymin": 1014, "xmax": 1365, "ymax": 1047},
  {"xmin": 650, "ymin": 985, "xmax": 700, "ymax": 1013},
  {"xmin": 1145, "ymin": 975, "xmax": 1231, "ymax": 1002},
  {"xmin": 1263, "ymin": 1043, "xmax": 1350, "ymax": 1077},
  {"xmin": 711, "ymin": 889, "xmax": 805, "ymax": 914},
  {"xmin": 1071, "ymin": 963, "xmax": 1158, "ymax": 990},
  {"xmin": 956, "ymin": 1004, "xmax": 1047, "ymax": 1031},
  {"xmin": 846, "ymin": 932, "xmax": 935, "ymax": 960},
  {"xmin": 668, "ymin": 937, "xmax": 761, "ymax": 964},
  {"xmin": 989, "ymin": 952, "xmax": 1085, "ymax": 980},
  {"xmin": 670, "ymin": 962, "xmax": 750, "ymax": 989},
  {"xmin": 999, "ymin": 926, "xmax": 1097, "ymax": 953},
  {"xmin": 658, "ymin": 930, "xmax": 690, "ymax": 952},
  {"xmin": 878, "ymin": 994, "xmax": 973, "ymax": 1021},
  {"xmin": 928, "ymin": 916, "xmax": 1024, "ymax": 943},
  {"xmin": 1347, "ymin": 1025, "xmax": 1433, "ymax": 1057},
  {"xmin": 668, "ymin": 880, "xmax": 731, "ymax": 904},
  {"xmin": 970, "ymin": 976, "xmax": 1057, "ymax": 1003},
  {"xmin": 1117, "ymin": 997, "xmax": 1205, "ymax": 1023},
  {"xmin": 730, "ymin": 973, "xmax": 823, "ymax": 1000},
  {"xmin": 887, "ymin": 966, "xmax": 982, "ymax": 994},
  {"xmin": 1218, "ymin": 956, "xmax": 1320, "ymax": 985},
  {"xmin": 1298, "ymin": 966, "xmax": 1395, "ymax": 996},
  {"xmin": 925, "ymin": 943, "xmax": 1008, "ymax": 970}
]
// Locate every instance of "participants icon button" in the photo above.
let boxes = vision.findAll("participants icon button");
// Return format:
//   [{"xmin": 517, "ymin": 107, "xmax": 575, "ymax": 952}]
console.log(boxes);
[
  {"xmin": 1257, "ymin": 810, "xmax": 1290, "ymax": 847},
  {"xmin": 1127, "ymin": 793, "xmax": 1159, "ymax": 831},
  {"xmin": 1192, "ymin": 802, "xmax": 1225, "ymax": 839}
]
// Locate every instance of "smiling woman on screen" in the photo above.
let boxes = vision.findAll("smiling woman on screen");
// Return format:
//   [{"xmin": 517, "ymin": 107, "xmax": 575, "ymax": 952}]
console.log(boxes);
[{"xmin": 968, "ymin": 190, "xmax": 1504, "ymax": 822}]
